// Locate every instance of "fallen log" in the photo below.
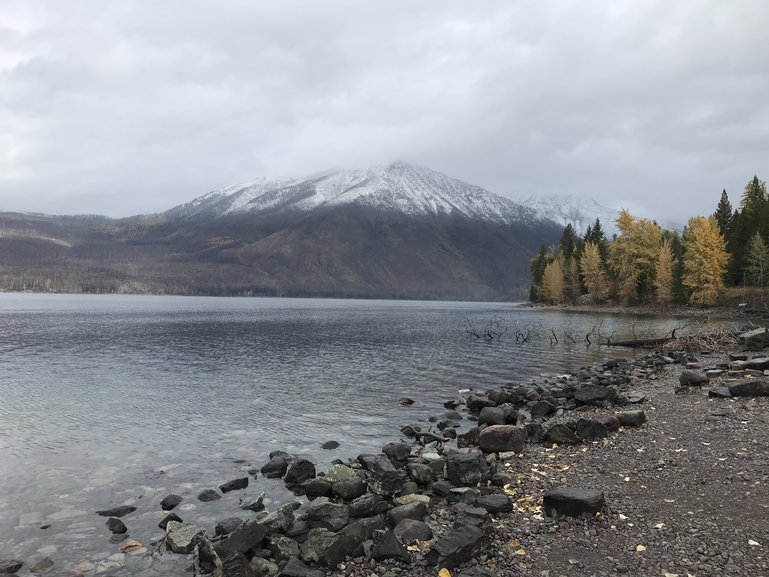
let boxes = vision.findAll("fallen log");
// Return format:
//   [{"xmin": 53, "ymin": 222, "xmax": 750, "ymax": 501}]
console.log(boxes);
[{"xmin": 608, "ymin": 336, "xmax": 675, "ymax": 348}]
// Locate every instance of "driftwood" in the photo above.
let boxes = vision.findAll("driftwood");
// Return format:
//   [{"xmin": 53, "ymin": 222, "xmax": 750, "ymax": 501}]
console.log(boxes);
[{"xmin": 608, "ymin": 336, "xmax": 676, "ymax": 348}]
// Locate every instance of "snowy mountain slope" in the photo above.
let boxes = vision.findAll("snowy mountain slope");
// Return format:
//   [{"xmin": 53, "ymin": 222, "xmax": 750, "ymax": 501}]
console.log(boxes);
[
  {"xmin": 168, "ymin": 162, "xmax": 545, "ymax": 224},
  {"xmin": 516, "ymin": 194, "xmax": 620, "ymax": 236}
]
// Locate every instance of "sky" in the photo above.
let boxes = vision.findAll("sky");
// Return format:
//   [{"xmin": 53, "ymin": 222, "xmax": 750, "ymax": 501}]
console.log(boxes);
[{"xmin": 1, "ymin": 1, "xmax": 768, "ymax": 222}]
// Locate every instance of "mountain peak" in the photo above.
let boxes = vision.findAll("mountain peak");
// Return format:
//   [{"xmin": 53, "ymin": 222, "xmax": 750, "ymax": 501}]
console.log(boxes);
[{"xmin": 168, "ymin": 162, "xmax": 543, "ymax": 224}]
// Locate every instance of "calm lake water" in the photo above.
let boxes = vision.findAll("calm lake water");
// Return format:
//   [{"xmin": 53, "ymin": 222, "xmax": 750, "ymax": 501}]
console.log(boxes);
[{"xmin": 0, "ymin": 294, "xmax": 710, "ymax": 574}]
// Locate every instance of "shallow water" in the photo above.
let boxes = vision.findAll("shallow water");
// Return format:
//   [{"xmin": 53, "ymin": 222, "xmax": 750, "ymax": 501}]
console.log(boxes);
[{"xmin": 0, "ymin": 294, "xmax": 716, "ymax": 574}]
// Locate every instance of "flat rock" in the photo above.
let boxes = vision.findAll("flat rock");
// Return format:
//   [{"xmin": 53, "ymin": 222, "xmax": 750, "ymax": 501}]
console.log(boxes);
[
  {"xmin": 387, "ymin": 501, "xmax": 427, "ymax": 527},
  {"xmin": 215, "ymin": 519, "xmax": 268, "ymax": 559},
  {"xmin": 95, "ymin": 505, "xmax": 136, "ymax": 518},
  {"xmin": 475, "ymin": 494, "xmax": 513, "ymax": 514},
  {"xmin": 574, "ymin": 384, "xmax": 615, "ymax": 406},
  {"xmin": 729, "ymin": 380, "xmax": 769, "ymax": 397},
  {"xmin": 220, "ymin": 478, "xmax": 249, "ymax": 493},
  {"xmin": 679, "ymin": 370, "xmax": 709, "ymax": 386},
  {"xmin": 348, "ymin": 493, "xmax": 389, "ymax": 518},
  {"xmin": 445, "ymin": 451, "xmax": 490, "ymax": 486},
  {"xmin": 165, "ymin": 521, "xmax": 204, "ymax": 554},
  {"xmin": 545, "ymin": 423, "xmax": 580, "ymax": 445},
  {"xmin": 543, "ymin": 486, "xmax": 605, "ymax": 517},
  {"xmin": 575, "ymin": 418, "xmax": 609, "ymax": 440},
  {"xmin": 341, "ymin": 516, "xmax": 386, "ymax": 541},
  {"xmin": 323, "ymin": 464, "xmax": 358, "ymax": 483},
  {"xmin": 424, "ymin": 525, "xmax": 488, "ymax": 568},
  {"xmin": 708, "ymin": 386, "xmax": 732, "ymax": 398},
  {"xmin": 29, "ymin": 557, "xmax": 54, "ymax": 573},
  {"xmin": 320, "ymin": 440, "xmax": 340, "ymax": 450},
  {"xmin": 307, "ymin": 497, "xmax": 349, "ymax": 531}
]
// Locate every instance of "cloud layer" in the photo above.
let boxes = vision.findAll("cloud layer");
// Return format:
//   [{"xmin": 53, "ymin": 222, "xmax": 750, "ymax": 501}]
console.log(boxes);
[{"xmin": 1, "ymin": 1, "xmax": 768, "ymax": 221}]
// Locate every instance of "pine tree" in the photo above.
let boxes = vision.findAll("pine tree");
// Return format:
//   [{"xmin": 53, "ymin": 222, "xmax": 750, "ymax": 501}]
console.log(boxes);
[
  {"xmin": 654, "ymin": 240, "xmax": 674, "ymax": 304},
  {"xmin": 580, "ymin": 241, "xmax": 607, "ymax": 302},
  {"xmin": 529, "ymin": 245, "xmax": 550, "ymax": 302},
  {"xmin": 584, "ymin": 218, "xmax": 609, "ymax": 262},
  {"xmin": 746, "ymin": 232, "xmax": 769, "ymax": 288},
  {"xmin": 682, "ymin": 216, "xmax": 730, "ymax": 306},
  {"xmin": 542, "ymin": 258, "xmax": 565, "ymax": 304},
  {"xmin": 713, "ymin": 189, "xmax": 733, "ymax": 238},
  {"xmin": 669, "ymin": 232, "xmax": 688, "ymax": 304},
  {"xmin": 559, "ymin": 224, "xmax": 578, "ymax": 261}
]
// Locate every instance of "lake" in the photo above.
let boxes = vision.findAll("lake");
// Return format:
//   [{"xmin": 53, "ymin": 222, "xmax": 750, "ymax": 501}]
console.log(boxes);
[{"xmin": 0, "ymin": 294, "xmax": 705, "ymax": 575}]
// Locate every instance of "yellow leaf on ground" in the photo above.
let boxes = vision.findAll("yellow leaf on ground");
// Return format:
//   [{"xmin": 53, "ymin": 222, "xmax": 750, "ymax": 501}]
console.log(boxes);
[
  {"xmin": 636, "ymin": 544, "xmax": 647, "ymax": 552},
  {"xmin": 748, "ymin": 540, "xmax": 761, "ymax": 546},
  {"xmin": 514, "ymin": 549, "xmax": 526, "ymax": 555},
  {"xmin": 663, "ymin": 499, "xmax": 675, "ymax": 503},
  {"xmin": 508, "ymin": 539, "xmax": 520, "ymax": 548},
  {"xmin": 618, "ymin": 514, "xmax": 628, "ymax": 521},
  {"xmin": 438, "ymin": 569, "xmax": 452, "ymax": 577},
  {"xmin": 406, "ymin": 544, "xmax": 420, "ymax": 552},
  {"xmin": 654, "ymin": 523, "xmax": 665, "ymax": 529},
  {"xmin": 664, "ymin": 573, "xmax": 679, "ymax": 577}
]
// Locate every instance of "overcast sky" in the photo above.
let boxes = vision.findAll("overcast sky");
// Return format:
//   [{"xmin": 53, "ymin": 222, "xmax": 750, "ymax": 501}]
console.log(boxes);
[{"xmin": 1, "ymin": 1, "xmax": 768, "ymax": 221}]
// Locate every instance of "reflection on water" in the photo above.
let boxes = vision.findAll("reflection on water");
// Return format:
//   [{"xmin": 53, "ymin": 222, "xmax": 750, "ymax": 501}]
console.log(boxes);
[{"xmin": 0, "ymin": 294, "xmax": 732, "ymax": 573}]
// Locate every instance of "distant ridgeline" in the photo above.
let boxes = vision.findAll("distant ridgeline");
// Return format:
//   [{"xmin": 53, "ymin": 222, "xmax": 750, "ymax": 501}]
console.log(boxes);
[
  {"xmin": 0, "ymin": 163, "xmax": 564, "ymax": 301},
  {"xmin": 529, "ymin": 175, "xmax": 768, "ymax": 307}
]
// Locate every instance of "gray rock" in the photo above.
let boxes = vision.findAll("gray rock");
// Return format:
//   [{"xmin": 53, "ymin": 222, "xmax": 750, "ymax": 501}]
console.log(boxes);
[
  {"xmin": 323, "ymin": 464, "xmax": 358, "ymax": 483},
  {"xmin": 445, "ymin": 451, "xmax": 489, "ymax": 486},
  {"xmin": 29, "ymin": 557, "xmax": 54, "ymax": 573},
  {"xmin": 320, "ymin": 440, "xmax": 340, "ymax": 450},
  {"xmin": 250, "ymin": 558, "xmax": 279, "ymax": 577},
  {"xmin": 739, "ymin": 327, "xmax": 769, "ymax": 351},
  {"xmin": 215, "ymin": 517, "xmax": 244, "ymax": 536},
  {"xmin": 451, "ymin": 503, "xmax": 491, "ymax": 530},
  {"xmin": 341, "ymin": 516, "xmax": 385, "ymax": 541},
  {"xmin": 95, "ymin": 505, "xmax": 136, "ymax": 517},
  {"xmin": 425, "ymin": 525, "xmax": 489, "ymax": 568},
  {"xmin": 478, "ymin": 425, "xmax": 526, "ymax": 453},
  {"xmin": 215, "ymin": 520, "xmax": 268, "ymax": 559},
  {"xmin": 466, "ymin": 395, "xmax": 496, "ymax": 412},
  {"xmin": 304, "ymin": 479, "xmax": 333, "ymax": 500},
  {"xmin": 160, "ymin": 494, "xmax": 183, "ymax": 511},
  {"xmin": 708, "ymin": 386, "xmax": 732, "ymax": 398},
  {"xmin": 349, "ymin": 493, "xmax": 390, "ymax": 518},
  {"xmin": 262, "ymin": 504, "xmax": 296, "ymax": 534},
  {"xmin": 382, "ymin": 442, "xmax": 411, "ymax": 462},
  {"xmin": 307, "ymin": 497, "xmax": 349, "ymax": 531},
  {"xmin": 165, "ymin": 521, "xmax": 205, "ymax": 554},
  {"xmin": 729, "ymin": 380, "xmax": 769, "ymax": 397},
  {"xmin": 387, "ymin": 501, "xmax": 427, "ymax": 527},
  {"xmin": 456, "ymin": 427, "xmax": 481, "ymax": 448},
  {"xmin": 393, "ymin": 518, "xmax": 433, "ymax": 542},
  {"xmin": 406, "ymin": 462, "xmax": 433, "ymax": 485},
  {"xmin": 543, "ymin": 486, "xmax": 605, "ymax": 517},
  {"xmin": 359, "ymin": 454, "xmax": 406, "ymax": 496},
  {"xmin": 331, "ymin": 476, "xmax": 367, "ymax": 501},
  {"xmin": 679, "ymin": 370, "xmax": 709, "ymax": 386},
  {"xmin": 105, "ymin": 517, "xmax": 127, "ymax": 534},
  {"xmin": 220, "ymin": 478, "xmax": 249, "ymax": 493},
  {"xmin": 475, "ymin": 494, "xmax": 513, "ymax": 514},
  {"xmin": 241, "ymin": 493, "xmax": 266, "ymax": 512},
  {"xmin": 300, "ymin": 528, "xmax": 361, "ymax": 568},
  {"xmin": 158, "ymin": 512, "xmax": 183, "ymax": 529},
  {"xmin": 574, "ymin": 384, "xmax": 616, "ymax": 405},
  {"xmin": 545, "ymin": 423, "xmax": 580, "ymax": 445},
  {"xmin": 261, "ymin": 455, "xmax": 289, "ymax": 479},
  {"xmin": 616, "ymin": 410, "xmax": 646, "ymax": 427},
  {"xmin": 221, "ymin": 552, "xmax": 255, "ymax": 577},
  {"xmin": 477, "ymin": 406, "xmax": 506, "ymax": 426},
  {"xmin": 267, "ymin": 535, "xmax": 300, "ymax": 562},
  {"xmin": 277, "ymin": 557, "xmax": 324, "ymax": 577},
  {"xmin": 371, "ymin": 529, "xmax": 412, "ymax": 564},
  {"xmin": 530, "ymin": 399, "xmax": 556, "ymax": 418},
  {"xmin": 575, "ymin": 418, "xmax": 609, "ymax": 440},
  {"xmin": 198, "ymin": 489, "xmax": 222, "ymax": 502},
  {"xmin": 284, "ymin": 458, "xmax": 316, "ymax": 486}
]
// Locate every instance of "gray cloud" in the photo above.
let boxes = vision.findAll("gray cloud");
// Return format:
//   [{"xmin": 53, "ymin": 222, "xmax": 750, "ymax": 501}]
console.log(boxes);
[{"xmin": 1, "ymin": 0, "xmax": 768, "ymax": 222}]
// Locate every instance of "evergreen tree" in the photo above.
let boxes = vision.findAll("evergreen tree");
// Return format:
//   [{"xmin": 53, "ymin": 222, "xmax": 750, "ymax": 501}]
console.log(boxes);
[
  {"xmin": 559, "ymin": 224, "xmax": 578, "ymax": 261},
  {"xmin": 746, "ymin": 232, "xmax": 769, "ymax": 288},
  {"xmin": 713, "ymin": 189, "xmax": 733, "ymax": 238},
  {"xmin": 669, "ymin": 232, "xmax": 688, "ymax": 304},
  {"xmin": 584, "ymin": 218, "xmax": 609, "ymax": 262},
  {"xmin": 682, "ymin": 216, "xmax": 730, "ymax": 306},
  {"xmin": 529, "ymin": 245, "xmax": 550, "ymax": 302}
]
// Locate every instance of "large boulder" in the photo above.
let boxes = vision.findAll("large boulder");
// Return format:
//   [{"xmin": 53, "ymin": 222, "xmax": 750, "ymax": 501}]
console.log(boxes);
[
  {"xmin": 478, "ymin": 425, "xmax": 526, "ymax": 453},
  {"xmin": 477, "ymin": 406, "xmax": 506, "ymax": 426},
  {"xmin": 348, "ymin": 494, "xmax": 389, "ymax": 518},
  {"xmin": 616, "ymin": 410, "xmax": 647, "ymax": 427},
  {"xmin": 300, "ymin": 528, "xmax": 361, "ymax": 568},
  {"xmin": 331, "ymin": 476, "xmax": 367, "ymax": 501},
  {"xmin": 221, "ymin": 552, "xmax": 254, "ymax": 577},
  {"xmin": 466, "ymin": 395, "xmax": 497, "ymax": 412},
  {"xmin": 307, "ymin": 497, "xmax": 349, "ymax": 531},
  {"xmin": 545, "ymin": 423, "xmax": 580, "ymax": 445},
  {"xmin": 393, "ymin": 518, "xmax": 433, "ymax": 542},
  {"xmin": 575, "ymin": 418, "xmax": 609, "ymax": 440},
  {"xmin": 160, "ymin": 494, "xmax": 183, "ymax": 511},
  {"xmin": 340, "ymin": 516, "xmax": 386, "ymax": 541},
  {"xmin": 475, "ymin": 494, "xmax": 513, "ymax": 514},
  {"xmin": 382, "ymin": 442, "xmax": 411, "ymax": 463},
  {"xmin": 261, "ymin": 504, "xmax": 296, "ymax": 534},
  {"xmin": 425, "ymin": 525, "xmax": 489, "ymax": 568},
  {"xmin": 456, "ymin": 427, "xmax": 481, "ymax": 448},
  {"xmin": 220, "ymin": 478, "xmax": 249, "ymax": 493},
  {"xmin": 261, "ymin": 454, "xmax": 289, "ymax": 479},
  {"xmin": 359, "ymin": 454, "xmax": 406, "ymax": 496},
  {"xmin": 0, "ymin": 561, "xmax": 23, "ymax": 575},
  {"xmin": 406, "ymin": 463, "xmax": 433, "ymax": 485},
  {"xmin": 267, "ymin": 535, "xmax": 300, "ymax": 563},
  {"xmin": 445, "ymin": 452, "xmax": 489, "ymax": 486},
  {"xmin": 543, "ymin": 486, "xmax": 605, "ymax": 517},
  {"xmin": 215, "ymin": 517, "xmax": 244, "ymax": 536}
]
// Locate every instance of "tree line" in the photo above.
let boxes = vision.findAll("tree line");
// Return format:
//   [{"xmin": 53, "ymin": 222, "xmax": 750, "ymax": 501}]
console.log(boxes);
[{"xmin": 530, "ymin": 175, "xmax": 768, "ymax": 307}]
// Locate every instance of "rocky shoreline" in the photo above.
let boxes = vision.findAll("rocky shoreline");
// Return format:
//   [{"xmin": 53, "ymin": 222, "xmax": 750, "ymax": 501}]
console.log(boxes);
[{"xmin": 3, "ymin": 330, "xmax": 769, "ymax": 577}]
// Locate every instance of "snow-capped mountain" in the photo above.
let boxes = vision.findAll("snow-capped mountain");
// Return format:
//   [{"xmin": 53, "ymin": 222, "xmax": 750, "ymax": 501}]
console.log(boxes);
[
  {"xmin": 516, "ymin": 194, "xmax": 620, "ymax": 236},
  {"xmin": 169, "ymin": 161, "xmax": 543, "ymax": 224}
]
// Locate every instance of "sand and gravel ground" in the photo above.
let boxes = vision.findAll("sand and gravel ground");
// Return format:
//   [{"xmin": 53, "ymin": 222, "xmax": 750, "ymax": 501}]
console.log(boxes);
[{"xmin": 335, "ymin": 353, "xmax": 769, "ymax": 577}]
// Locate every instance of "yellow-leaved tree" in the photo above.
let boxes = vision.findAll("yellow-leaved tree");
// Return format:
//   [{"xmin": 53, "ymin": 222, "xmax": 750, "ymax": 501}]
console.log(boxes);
[
  {"xmin": 654, "ymin": 240, "xmax": 674, "ymax": 304},
  {"xmin": 682, "ymin": 215, "xmax": 730, "ymax": 306},
  {"xmin": 580, "ymin": 241, "xmax": 607, "ymax": 302},
  {"xmin": 542, "ymin": 258, "xmax": 565, "ymax": 304},
  {"xmin": 609, "ymin": 210, "xmax": 662, "ymax": 302}
]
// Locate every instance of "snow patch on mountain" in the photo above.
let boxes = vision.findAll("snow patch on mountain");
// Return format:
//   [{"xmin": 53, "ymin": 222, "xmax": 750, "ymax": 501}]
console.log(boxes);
[
  {"xmin": 517, "ymin": 194, "xmax": 620, "ymax": 236},
  {"xmin": 170, "ymin": 162, "xmax": 546, "ymax": 224}
]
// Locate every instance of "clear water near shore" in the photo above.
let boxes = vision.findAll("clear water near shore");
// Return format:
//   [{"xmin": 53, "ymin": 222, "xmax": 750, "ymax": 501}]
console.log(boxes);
[{"xmin": 0, "ymin": 294, "xmax": 730, "ymax": 574}]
